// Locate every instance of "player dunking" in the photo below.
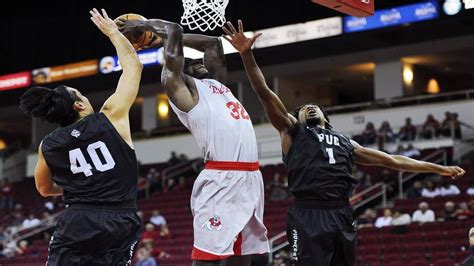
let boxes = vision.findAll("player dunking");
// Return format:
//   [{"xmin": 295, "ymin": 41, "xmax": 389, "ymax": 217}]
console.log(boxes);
[
  {"xmin": 118, "ymin": 19, "xmax": 270, "ymax": 265},
  {"xmin": 222, "ymin": 21, "xmax": 466, "ymax": 266},
  {"xmin": 19, "ymin": 9, "xmax": 143, "ymax": 265}
]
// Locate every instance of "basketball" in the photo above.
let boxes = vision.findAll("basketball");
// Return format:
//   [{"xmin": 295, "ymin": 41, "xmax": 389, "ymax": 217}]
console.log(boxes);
[{"xmin": 114, "ymin": 13, "xmax": 155, "ymax": 50}]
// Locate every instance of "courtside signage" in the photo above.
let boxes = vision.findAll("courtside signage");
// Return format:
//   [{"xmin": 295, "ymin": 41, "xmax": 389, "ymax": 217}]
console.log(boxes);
[
  {"xmin": 254, "ymin": 17, "xmax": 342, "ymax": 49},
  {"xmin": 344, "ymin": 1, "xmax": 439, "ymax": 33},
  {"xmin": 100, "ymin": 48, "xmax": 162, "ymax": 74},
  {"xmin": 32, "ymin": 60, "xmax": 98, "ymax": 84},
  {"xmin": 0, "ymin": 72, "xmax": 31, "ymax": 91}
]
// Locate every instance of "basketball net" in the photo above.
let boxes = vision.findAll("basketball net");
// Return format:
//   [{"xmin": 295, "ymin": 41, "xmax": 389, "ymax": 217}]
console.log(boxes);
[{"xmin": 181, "ymin": 0, "xmax": 229, "ymax": 31}]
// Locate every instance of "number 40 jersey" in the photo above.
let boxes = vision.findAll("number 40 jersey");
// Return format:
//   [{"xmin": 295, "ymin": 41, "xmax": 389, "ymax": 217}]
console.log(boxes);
[
  {"xmin": 169, "ymin": 78, "xmax": 258, "ymax": 163},
  {"xmin": 42, "ymin": 113, "xmax": 138, "ymax": 205}
]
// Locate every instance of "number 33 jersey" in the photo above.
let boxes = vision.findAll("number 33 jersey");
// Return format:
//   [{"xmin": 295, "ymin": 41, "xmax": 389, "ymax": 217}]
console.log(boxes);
[
  {"xmin": 169, "ymin": 78, "xmax": 258, "ymax": 163},
  {"xmin": 41, "ymin": 113, "xmax": 138, "ymax": 205}
]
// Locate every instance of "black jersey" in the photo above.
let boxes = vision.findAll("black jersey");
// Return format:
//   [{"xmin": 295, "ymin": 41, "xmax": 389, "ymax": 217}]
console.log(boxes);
[
  {"xmin": 283, "ymin": 123, "xmax": 358, "ymax": 201},
  {"xmin": 42, "ymin": 113, "xmax": 138, "ymax": 205}
]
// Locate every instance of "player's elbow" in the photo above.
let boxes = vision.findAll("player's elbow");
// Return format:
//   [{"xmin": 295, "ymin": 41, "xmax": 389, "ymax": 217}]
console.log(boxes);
[
  {"xmin": 36, "ymin": 186, "xmax": 51, "ymax": 197},
  {"xmin": 167, "ymin": 22, "xmax": 183, "ymax": 37}
]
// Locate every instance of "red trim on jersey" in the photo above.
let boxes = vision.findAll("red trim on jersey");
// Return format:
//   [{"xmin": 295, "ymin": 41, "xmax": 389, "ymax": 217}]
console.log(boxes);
[
  {"xmin": 205, "ymin": 161, "xmax": 259, "ymax": 171},
  {"xmin": 191, "ymin": 247, "xmax": 231, "ymax": 260},
  {"xmin": 191, "ymin": 233, "xmax": 244, "ymax": 260},
  {"xmin": 233, "ymin": 233, "xmax": 243, "ymax": 255}
]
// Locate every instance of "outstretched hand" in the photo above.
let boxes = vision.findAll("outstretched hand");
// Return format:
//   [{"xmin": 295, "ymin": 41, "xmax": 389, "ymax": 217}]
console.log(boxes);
[
  {"xmin": 90, "ymin": 8, "xmax": 119, "ymax": 37},
  {"xmin": 222, "ymin": 20, "xmax": 262, "ymax": 54},
  {"xmin": 440, "ymin": 166, "xmax": 465, "ymax": 180}
]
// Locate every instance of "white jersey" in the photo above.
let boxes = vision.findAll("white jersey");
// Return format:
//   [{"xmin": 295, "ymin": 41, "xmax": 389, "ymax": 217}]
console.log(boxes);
[{"xmin": 169, "ymin": 78, "xmax": 258, "ymax": 162}]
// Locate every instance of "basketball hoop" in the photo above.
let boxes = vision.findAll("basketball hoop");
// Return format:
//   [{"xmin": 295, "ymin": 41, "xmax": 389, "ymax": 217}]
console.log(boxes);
[{"xmin": 181, "ymin": 0, "xmax": 229, "ymax": 32}]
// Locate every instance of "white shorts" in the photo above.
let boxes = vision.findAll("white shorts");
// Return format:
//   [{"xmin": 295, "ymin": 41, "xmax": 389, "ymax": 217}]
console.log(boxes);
[{"xmin": 190, "ymin": 161, "xmax": 270, "ymax": 260}]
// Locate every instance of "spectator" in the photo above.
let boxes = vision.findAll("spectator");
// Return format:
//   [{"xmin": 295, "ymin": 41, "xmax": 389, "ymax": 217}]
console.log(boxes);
[
  {"xmin": 380, "ymin": 169, "xmax": 396, "ymax": 194},
  {"xmin": 14, "ymin": 240, "xmax": 30, "ymax": 256},
  {"xmin": 22, "ymin": 213, "xmax": 41, "ymax": 229},
  {"xmin": 44, "ymin": 200, "xmax": 55, "ymax": 213},
  {"xmin": 142, "ymin": 239, "xmax": 170, "ymax": 260},
  {"xmin": 268, "ymin": 173, "xmax": 289, "ymax": 201},
  {"xmin": 440, "ymin": 181, "xmax": 460, "ymax": 196},
  {"xmin": 179, "ymin": 153, "xmax": 189, "ymax": 162},
  {"xmin": 421, "ymin": 181, "xmax": 441, "ymax": 198},
  {"xmin": 398, "ymin": 118, "xmax": 417, "ymax": 141},
  {"xmin": 412, "ymin": 202, "xmax": 435, "ymax": 224},
  {"xmin": 457, "ymin": 202, "xmax": 471, "ymax": 220},
  {"xmin": 1, "ymin": 178, "xmax": 15, "ymax": 209},
  {"xmin": 149, "ymin": 210, "xmax": 167, "ymax": 227},
  {"xmin": 378, "ymin": 121, "xmax": 396, "ymax": 143},
  {"xmin": 167, "ymin": 151, "xmax": 180, "ymax": 166},
  {"xmin": 439, "ymin": 201, "xmax": 458, "ymax": 222},
  {"xmin": 176, "ymin": 176, "xmax": 186, "ymax": 190},
  {"xmin": 145, "ymin": 168, "xmax": 161, "ymax": 191},
  {"xmin": 441, "ymin": 112, "xmax": 453, "ymax": 137},
  {"xmin": 458, "ymin": 201, "xmax": 474, "ymax": 220},
  {"xmin": 391, "ymin": 209, "xmax": 411, "ymax": 226},
  {"xmin": 401, "ymin": 144, "xmax": 421, "ymax": 158},
  {"xmin": 135, "ymin": 247, "xmax": 157, "ymax": 266},
  {"xmin": 467, "ymin": 180, "xmax": 474, "ymax": 196},
  {"xmin": 375, "ymin": 209, "xmax": 393, "ymax": 228},
  {"xmin": 164, "ymin": 178, "xmax": 176, "ymax": 192},
  {"xmin": 451, "ymin": 113, "xmax": 464, "ymax": 139},
  {"xmin": 361, "ymin": 122, "xmax": 377, "ymax": 145},
  {"xmin": 159, "ymin": 224, "xmax": 171, "ymax": 239},
  {"xmin": 273, "ymin": 250, "xmax": 290, "ymax": 266},
  {"xmin": 141, "ymin": 223, "xmax": 159, "ymax": 241},
  {"xmin": 395, "ymin": 144, "xmax": 407, "ymax": 155},
  {"xmin": 10, "ymin": 205, "xmax": 25, "ymax": 227},
  {"xmin": 420, "ymin": 114, "xmax": 441, "ymax": 139},
  {"xmin": 407, "ymin": 181, "xmax": 423, "ymax": 199},
  {"xmin": 3, "ymin": 240, "xmax": 17, "ymax": 258}
]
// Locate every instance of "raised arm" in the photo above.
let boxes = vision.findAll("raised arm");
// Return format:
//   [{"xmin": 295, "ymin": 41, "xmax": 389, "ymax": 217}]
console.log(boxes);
[
  {"xmin": 351, "ymin": 140, "xmax": 465, "ymax": 179},
  {"xmin": 222, "ymin": 21, "xmax": 295, "ymax": 133},
  {"xmin": 182, "ymin": 34, "xmax": 226, "ymax": 82},
  {"xmin": 90, "ymin": 9, "xmax": 143, "ymax": 147},
  {"xmin": 118, "ymin": 19, "xmax": 197, "ymax": 112},
  {"xmin": 91, "ymin": 9, "xmax": 142, "ymax": 118},
  {"xmin": 117, "ymin": 19, "xmax": 226, "ymax": 81}
]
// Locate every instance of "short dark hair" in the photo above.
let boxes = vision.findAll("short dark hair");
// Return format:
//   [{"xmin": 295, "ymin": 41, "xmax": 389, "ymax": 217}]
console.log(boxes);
[
  {"xmin": 19, "ymin": 85, "xmax": 81, "ymax": 127},
  {"xmin": 292, "ymin": 104, "xmax": 332, "ymax": 129}
]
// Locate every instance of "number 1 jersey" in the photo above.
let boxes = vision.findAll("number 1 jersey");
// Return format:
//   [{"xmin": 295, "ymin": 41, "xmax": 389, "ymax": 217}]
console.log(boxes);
[
  {"xmin": 169, "ymin": 78, "xmax": 258, "ymax": 163},
  {"xmin": 41, "ymin": 113, "xmax": 138, "ymax": 205},
  {"xmin": 283, "ymin": 123, "xmax": 358, "ymax": 201}
]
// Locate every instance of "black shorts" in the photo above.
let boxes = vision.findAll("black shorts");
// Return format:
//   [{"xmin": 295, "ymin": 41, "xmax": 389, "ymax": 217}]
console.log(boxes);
[
  {"xmin": 286, "ymin": 200, "xmax": 357, "ymax": 266},
  {"xmin": 47, "ymin": 203, "xmax": 142, "ymax": 266}
]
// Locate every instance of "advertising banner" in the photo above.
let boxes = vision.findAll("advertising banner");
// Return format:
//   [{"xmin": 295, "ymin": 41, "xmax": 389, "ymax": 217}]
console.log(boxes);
[
  {"xmin": 0, "ymin": 72, "xmax": 31, "ymax": 91},
  {"xmin": 99, "ymin": 48, "xmax": 163, "ymax": 74},
  {"xmin": 254, "ymin": 17, "xmax": 342, "ymax": 49},
  {"xmin": 344, "ymin": 1, "xmax": 439, "ymax": 33}
]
